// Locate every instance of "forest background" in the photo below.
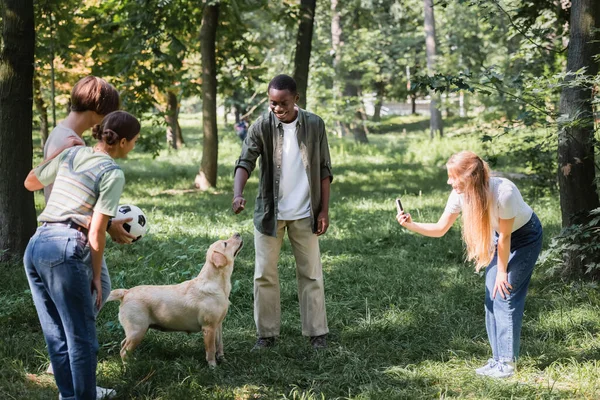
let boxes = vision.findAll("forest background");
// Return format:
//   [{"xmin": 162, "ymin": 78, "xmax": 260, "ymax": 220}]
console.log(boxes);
[{"xmin": 0, "ymin": 0, "xmax": 599, "ymax": 398}]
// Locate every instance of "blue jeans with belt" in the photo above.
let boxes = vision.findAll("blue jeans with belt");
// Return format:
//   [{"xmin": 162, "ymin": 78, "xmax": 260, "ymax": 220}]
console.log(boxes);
[
  {"xmin": 484, "ymin": 213, "xmax": 543, "ymax": 362},
  {"xmin": 24, "ymin": 225, "xmax": 98, "ymax": 400}
]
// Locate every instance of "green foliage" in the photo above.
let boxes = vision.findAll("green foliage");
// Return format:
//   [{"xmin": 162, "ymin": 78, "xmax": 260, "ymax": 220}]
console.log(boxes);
[
  {"xmin": 136, "ymin": 113, "xmax": 166, "ymax": 158},
  {"xmin": 81, "ymin": 0, "xmax": 203, "ymax": 114},
  {"xmin": 539, "ymin": 208, "xmax": 600, "ymax": 278},
  {"xmin": 5, "ymin": 115, "xmax": 600, "ymax": 399}
]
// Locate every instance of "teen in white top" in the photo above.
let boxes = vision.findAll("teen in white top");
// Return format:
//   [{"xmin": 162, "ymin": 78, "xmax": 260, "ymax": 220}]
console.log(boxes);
[
  {"xmin": 277, "ymin": 117, "xmax": 311, "ymax": 220},
  {"xmin": 444, "ymin": 177, "xmax": 533, "ymax": 232},
  {"xmin": 43, "ymin": 124, "xmax": 85, "ymax": 202}
]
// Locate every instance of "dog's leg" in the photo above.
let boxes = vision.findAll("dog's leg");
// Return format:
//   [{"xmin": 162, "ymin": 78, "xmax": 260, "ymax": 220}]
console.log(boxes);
[
  {"xmin": 118, "ymin": 303, "xmax": 150, "ymax": 362},
  {"xmin": 202, "ymin": 326, "xmax": 217, "ymax": 367},
  {"xmin": 216, "ymin": 322, "xmax": 225, "ymax": 362},
  {"xmin": 120, "ymin": 330, "xmax": 146, "ymax": 361}
]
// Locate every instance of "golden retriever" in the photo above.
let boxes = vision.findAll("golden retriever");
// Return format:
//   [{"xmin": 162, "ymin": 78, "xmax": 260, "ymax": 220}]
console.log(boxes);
[{"xmin": 107, "ymin": 233, "xmax": 243, "ymax": 367}]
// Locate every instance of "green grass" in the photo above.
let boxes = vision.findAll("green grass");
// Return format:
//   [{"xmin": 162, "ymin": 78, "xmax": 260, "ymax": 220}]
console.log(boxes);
[{"xmin": 1, "ymin": 114, "xmax": 599, "ymax": 399}]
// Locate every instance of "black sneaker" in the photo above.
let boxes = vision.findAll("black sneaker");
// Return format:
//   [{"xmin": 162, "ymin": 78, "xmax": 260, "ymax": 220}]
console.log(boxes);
[
  {"xmin": 251, "ymin": 336, "xmax": 277, "ymax": 351},
  {"xmin": 310, "ymin": 334, "xmax": 327, "ymax": 350}
]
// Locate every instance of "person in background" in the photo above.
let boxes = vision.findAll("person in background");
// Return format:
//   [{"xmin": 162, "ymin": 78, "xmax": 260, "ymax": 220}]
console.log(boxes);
[
  {"xmin": 396, "ymin": 151, "xmax": 543, "ymax": 378},
  {"xmin": 232, "ymin": 74, "xmax": 333, "ymax": 350},
  {"xmin": 234, "ymin": 117, "xmax": 249, "ymax": 142},
  {"xmin": 24, "ymin": 111, "xmax": 141, "ymax": 399}
]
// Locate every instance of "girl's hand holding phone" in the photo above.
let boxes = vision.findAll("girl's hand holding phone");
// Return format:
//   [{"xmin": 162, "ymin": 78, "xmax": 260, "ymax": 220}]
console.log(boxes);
[
  {"xmin": 395, "ymin": 198, "xmax": 412, "ymax": 226},
  {"xmin": 396, "ymin": 210, "xmax": 412, "ymax": 226}
]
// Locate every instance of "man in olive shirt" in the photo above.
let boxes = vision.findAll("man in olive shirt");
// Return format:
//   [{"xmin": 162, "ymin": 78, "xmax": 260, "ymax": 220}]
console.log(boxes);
[{"xmin": 232, "ymin": 74, "xmax": 333, "ymax": 350}]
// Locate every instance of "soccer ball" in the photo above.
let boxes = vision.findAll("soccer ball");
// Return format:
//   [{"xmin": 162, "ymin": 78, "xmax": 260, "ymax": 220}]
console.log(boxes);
[{"xmin": 117, "ymin": 204, "xmax": 149, "ymax": 242}]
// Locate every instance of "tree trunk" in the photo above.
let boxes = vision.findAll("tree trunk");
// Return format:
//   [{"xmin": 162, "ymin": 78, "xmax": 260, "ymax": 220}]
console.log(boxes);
[
  {"xmin": 0, "ymin": 0, "xmax": 36, "ymax": 261},
  {"xmin": 165, "ymin": 90, "xmax": 183, "ymax": 150},
  {"xmin": 343, "ymin": 79, "xmax": 369, "ymax": 143},
  {"xmin": 411, "ymin": 94, "xmax": 417, "ymax": 115},
  {"xmin": 48, "ymin": 14, "xmax": 57, "ymax": 128},
  {"xmin": 423, "ymin": 0, "xmax": 443, "ymax": 138},
  {"xmin": 373, "ymin": 81, "xmax": 384, "ymax": 122},
  {"xmin": 557, "ymin": 0, "xmax": 600, "ymax": 275},
  {"xmin": 330, "ymin": 0, "xmax": 347, "ymax": 137},
  {"xmin": 293, "ymin": 0, "xmax": 316, "ymax": 110},
  {"xmin": 195, "ymin": 3, "xmax": 219, "ymax": 190},
  {"xmin": 331, "ymin": 0, "xmax": 367, "ymax": 143},
  {"xmin": 33, "ymin": 74, "xmax": 49, "ymax": 147}
]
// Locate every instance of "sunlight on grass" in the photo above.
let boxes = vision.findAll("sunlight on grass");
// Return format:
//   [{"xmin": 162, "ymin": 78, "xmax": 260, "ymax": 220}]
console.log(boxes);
[{"xmin": 2, "ymin": 114, "xmax": 598, "ymax": 399}]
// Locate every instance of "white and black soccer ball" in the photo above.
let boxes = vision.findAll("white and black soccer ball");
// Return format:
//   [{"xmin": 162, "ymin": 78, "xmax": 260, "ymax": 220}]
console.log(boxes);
[{"xmin": 117, "ymin": 204, "xmax": 149, "ymax": 242}]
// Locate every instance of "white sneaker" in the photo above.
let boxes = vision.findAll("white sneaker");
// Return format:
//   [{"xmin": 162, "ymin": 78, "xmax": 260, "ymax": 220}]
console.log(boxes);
[
  {"xmin": 484, "ymin": 361, "xmax": 515, "ymax": 379},
  {"xmin": 59, "ymin": 387, "xmax": 116, "ymax": 400},
  {"xmin": 475, "ymin": 358, "xmax": 497, "ymax": 376},
  {"xmin": 96, "ymin": 386, "xmax": 117, "ymax": 399}
]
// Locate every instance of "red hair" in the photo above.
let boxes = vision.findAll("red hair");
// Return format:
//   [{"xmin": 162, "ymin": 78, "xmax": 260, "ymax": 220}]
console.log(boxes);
[{"xmin": 447, "ymin": 151, "xmax": 493, "ymax": 271}]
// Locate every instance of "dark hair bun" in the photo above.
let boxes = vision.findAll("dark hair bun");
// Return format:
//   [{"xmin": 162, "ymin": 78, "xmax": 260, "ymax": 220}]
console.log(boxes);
[
  {"xmin": 102, "ymin": 129, "xmax": 120, "ymax": 145},
  {"xmin": 92, "ymin": 124, "xmax": 119, "ymax": 145},
  {"xmin": 94, "ymin": 111, "xmax": 141, "ymax": 146},
  {"xmin": 91, "ymin": 124, "xmax": 102, "ymax": 140}
]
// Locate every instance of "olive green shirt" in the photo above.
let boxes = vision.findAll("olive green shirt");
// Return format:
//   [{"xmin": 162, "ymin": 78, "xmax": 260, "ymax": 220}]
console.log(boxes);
[{"xmin": 234, "ymin": 109, "xmax": 333, "ymax": 237}]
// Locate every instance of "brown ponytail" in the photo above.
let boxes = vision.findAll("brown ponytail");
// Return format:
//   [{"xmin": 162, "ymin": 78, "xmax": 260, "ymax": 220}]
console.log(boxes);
[{"xmin": 93, "ymin": 111, "xmax": 140, "ymax": 146}]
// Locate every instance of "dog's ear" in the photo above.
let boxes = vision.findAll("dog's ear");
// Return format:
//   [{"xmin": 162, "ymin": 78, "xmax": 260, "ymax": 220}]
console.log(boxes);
[{"xmin": 211, "ymin": 251, "xmax": 228, "ymax": 268}]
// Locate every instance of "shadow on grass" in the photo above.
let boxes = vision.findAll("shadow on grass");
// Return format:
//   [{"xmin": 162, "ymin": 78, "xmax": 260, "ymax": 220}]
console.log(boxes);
[
  {"xmin": 1, "ymin": 220, "xmax": 591, "ymax": 399},
  {"xmin": 3, "ymin": 127, "xmax": 595, "ymax": 398}
]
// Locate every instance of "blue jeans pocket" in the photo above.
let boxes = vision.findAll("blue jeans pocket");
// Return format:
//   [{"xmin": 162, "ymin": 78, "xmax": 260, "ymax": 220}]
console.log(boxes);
[{"xmin": 35, "ymin": 237, "xmax": 69, "ymax": 268}]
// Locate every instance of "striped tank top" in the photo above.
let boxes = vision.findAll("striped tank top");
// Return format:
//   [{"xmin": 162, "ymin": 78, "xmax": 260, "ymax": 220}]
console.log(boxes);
[{"xmin": 38, "ymin": 147, "xmax": 121, "ymax": 228}]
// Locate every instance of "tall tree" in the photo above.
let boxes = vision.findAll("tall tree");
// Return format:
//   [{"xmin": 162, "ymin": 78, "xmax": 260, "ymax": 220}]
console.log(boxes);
[
  {"xmin": 195, "ymin": 2, "xmax": 220, "ymax": 190},
  {"xmin": 33, "ymin": 0, "xmax": 80, "ymax": 146},
  {"xmin": 557, "ymin": 0, "xmax": 600, "ymax": 274},
  {"xmin": 165, "ymin": 90, "xmax": 184, "ymax": 149},
  {"xmin": 293, "ymin": 0, "xmax": 317, "ymax": 110},
  {"xmin": 86, "ymin": 0, "xmax": 202, "ymax": 148},
  {"xmin": 423, "ymin": 0, "xmax": 443, "ymax": 138},
  {"xmin": 330, "ymin": 0, "xmax": 346, "ymax": 136},
  {"xmin": 0, "ymin": 0, "xmax": 36, "ymax": 260},
  {"xmin": 330, "ymin": 0, "xmax": 368, "ymax": 143},
  {"xmin": 33, "ymin": 75, "xmax": 49, "ymax": 145}
]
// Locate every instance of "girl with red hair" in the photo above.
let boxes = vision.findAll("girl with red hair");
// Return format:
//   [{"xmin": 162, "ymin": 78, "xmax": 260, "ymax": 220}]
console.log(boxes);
[{"xmin": 397, "ymin": 151, "xmax": 543, "ymax": 378}]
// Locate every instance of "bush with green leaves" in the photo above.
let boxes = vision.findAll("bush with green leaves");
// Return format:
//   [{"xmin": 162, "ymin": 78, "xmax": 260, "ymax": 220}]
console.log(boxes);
[{"xmin": 539, "ymin": 208, "xmax": 600, "ymax": 278}]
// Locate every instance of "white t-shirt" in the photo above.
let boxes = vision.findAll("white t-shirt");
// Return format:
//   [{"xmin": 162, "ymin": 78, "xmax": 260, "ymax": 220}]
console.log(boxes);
[
  {"xmin": 277, "ymin": 118, "xmax": 311, "ymax": 220},
  {"xmin": 444, "ymin": 177, "xmax": 533, "ymax": 232},
  {"xmin": 43, "ymin": 124, "xmax": 85, "ymax": 202}
]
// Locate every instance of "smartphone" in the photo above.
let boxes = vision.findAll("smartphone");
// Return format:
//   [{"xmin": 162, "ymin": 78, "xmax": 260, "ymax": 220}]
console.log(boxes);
[{"xmin": 395, "ymin": 198, "xmax": 404, "ymax": 214}]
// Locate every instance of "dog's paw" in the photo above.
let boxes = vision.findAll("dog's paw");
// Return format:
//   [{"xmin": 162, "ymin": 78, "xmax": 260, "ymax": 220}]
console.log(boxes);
[
  {"xmin": 208, "ymin": 360, "xmax": 217, "ymax": 368},
  {"xmin": 216, "ymin": 355, "xmax": 226, "ymax": 364}
]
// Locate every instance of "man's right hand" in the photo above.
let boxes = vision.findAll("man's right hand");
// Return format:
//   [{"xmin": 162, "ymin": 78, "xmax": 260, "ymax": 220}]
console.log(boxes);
[{"xmin": 232, "ymin": 196, "xmax": 246, "ymax": 214}]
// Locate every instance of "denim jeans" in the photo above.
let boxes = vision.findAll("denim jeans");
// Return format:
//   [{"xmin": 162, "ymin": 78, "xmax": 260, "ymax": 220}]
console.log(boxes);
[
  {"xmin": 24, "ymin": 225, "xmax": 98, "ymax": 400},
  {"xmin": 82, "ymin": 249, "xmax": 111, "ymax": 316},
  {"xmin": 485, "ymin": 212, "xmax": 543, "ymax": 362}
]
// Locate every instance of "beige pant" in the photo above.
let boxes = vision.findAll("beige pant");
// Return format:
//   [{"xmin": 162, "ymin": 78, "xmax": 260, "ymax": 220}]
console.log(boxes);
[{"xmin": 254, "ymin": 217, "xmax": 328, "ymax": 337}]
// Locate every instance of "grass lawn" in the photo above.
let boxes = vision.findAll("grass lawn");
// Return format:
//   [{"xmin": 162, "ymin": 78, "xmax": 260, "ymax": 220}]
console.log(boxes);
[{"xmin": 1, "ymin": 114, "xmax": 599, "ymax": 399}]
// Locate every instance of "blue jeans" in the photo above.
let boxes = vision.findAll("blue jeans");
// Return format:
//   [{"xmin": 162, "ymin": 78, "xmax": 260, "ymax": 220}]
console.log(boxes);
[
  {"xmin": 485, "ymin": 213, "xmax": 543, "ymax": 362},
  {"xmin": 24, "ymin": 225, "xmax": 98, "ymax": 400},
  {"xmin": 83, "ymin": 249, "xmax": 111, "ymax": 316}
]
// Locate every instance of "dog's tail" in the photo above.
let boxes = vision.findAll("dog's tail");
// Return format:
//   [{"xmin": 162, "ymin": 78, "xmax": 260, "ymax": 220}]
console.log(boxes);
[{"xmin": 106, "ymin": 289, "xmax": 128, "ymax": 303}]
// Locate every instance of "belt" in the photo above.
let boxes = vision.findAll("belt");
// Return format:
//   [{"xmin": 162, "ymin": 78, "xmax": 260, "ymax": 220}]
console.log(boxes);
[{"xmin": 43, "ymin": 220, "xmax": 89, "ymax": 237}]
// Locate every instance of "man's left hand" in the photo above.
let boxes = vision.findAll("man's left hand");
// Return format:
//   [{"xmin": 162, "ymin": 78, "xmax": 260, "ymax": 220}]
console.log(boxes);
[
  {"xmin": 316, "ymin": 211, "xmax": 329, "ymax": 236},
  {"xmin": 107, "ymin": 217, "xmax": 137, "ymax": 244}
]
